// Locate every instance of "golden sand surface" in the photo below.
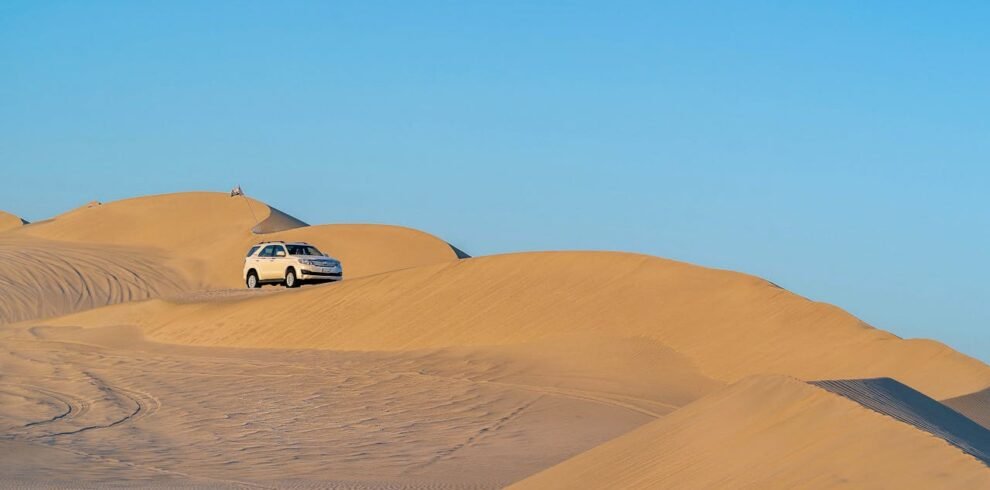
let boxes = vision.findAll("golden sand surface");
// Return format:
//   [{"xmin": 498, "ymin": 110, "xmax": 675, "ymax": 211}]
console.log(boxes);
[
  {"xmin": 2, "ymin": 192, "xmax": 989, "ymax": 488},
  {"xmin": 0, "ymin": 210, "xmax": 26, "ymax": 232}
]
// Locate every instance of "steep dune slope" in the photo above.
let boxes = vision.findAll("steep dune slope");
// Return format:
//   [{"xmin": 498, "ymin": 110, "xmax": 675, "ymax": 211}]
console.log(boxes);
[
  {"xmin": 0, "ymin": 210, "xmax": 27, "ymax": 232},
  {"xmin": 812, "ymin": 378, "xmax": 990, "ymax": 464},
  {"xmin": 944, "ymin": 388, "xmax": 990, "ymax": 430},
  {"xmin": 49, "ymin": 251, "xmax": 990, "ymax": 400},
  {"xmin": 250, "ymin": 204, "xmax": 308, "ymax": 233},
  {"xmin": 510, "ymin": 375, "xmax": 990, "ymax": 489}
]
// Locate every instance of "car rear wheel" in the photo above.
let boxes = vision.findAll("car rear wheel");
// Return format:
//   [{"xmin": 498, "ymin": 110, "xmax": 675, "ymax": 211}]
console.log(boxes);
[
  {"xmin": 246, "ymin": 271, "xmax": 260, "ymax": 289},
  {"xmin": 285, "ymin": 269, "xmax": 298, "ymax": 288}
]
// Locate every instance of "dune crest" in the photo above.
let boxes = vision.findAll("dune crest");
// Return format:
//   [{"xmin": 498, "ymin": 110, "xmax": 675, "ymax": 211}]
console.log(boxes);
[
  {"xmin": 47, "ymin": 251, "xmax": 990, "ymax": 400},
  {"xmin": 265, "ymin": 223, "xmax": 467, "ymax": 279},
  {"xmin": 812, "ymin": 378, "xmax": 990, "ymax": 465},
  {"xmin": 250, "ymin": 204, "xmax": 308, "ymax": 234}
]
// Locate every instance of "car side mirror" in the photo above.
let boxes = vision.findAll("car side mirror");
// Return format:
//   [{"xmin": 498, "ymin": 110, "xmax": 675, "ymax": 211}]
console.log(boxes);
[{"xmin": 276, "ymin": 250, "xmax": 286, "ymax": 257}]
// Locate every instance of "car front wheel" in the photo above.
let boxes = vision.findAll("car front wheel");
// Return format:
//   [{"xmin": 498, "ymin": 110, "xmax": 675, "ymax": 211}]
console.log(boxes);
[
  {"xmin": 246, "ymin": 272, "xmax": 260, "ymax": 289},
  {"xmin": 285, "ymin": 269, "xmax": 298, "ymax": 288}
]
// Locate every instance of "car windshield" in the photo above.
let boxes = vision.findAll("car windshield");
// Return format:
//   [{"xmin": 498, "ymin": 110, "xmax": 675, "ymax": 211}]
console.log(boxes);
[{"xmin": 288, "ymin": 245, "xmax": 323, "ymax": 256}]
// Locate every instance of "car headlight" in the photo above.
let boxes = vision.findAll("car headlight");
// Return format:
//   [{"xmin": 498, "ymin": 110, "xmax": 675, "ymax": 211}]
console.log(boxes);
[{"xmin": 299, "ymin": 259, "xmax": 319, "ymax": 266}]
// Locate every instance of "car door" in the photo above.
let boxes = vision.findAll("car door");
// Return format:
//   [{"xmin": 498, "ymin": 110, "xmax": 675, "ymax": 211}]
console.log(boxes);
[
  {"xmin": 244, "ymin": 245, "xmax": 261, "ymax": 276},
  {"xmin": 270, "ymin": 245, "xmax": 288, "ymax": 279},
  {"xmin": 257, "ymin": 245, "xmax": 276, "ymax": 280}
]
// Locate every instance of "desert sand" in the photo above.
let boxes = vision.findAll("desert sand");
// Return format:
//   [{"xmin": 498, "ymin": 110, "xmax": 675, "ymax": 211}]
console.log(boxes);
[
  {"xmin": 2, "ymin": 191, "xmax": 990, "ymax": 488},
  {"xmin": 511, "ymin": 376, "xmax": 990, "ymax": 489},
  {"xmin": 0, "ymin": 210, "xmax": 27, "ymax": 232}
]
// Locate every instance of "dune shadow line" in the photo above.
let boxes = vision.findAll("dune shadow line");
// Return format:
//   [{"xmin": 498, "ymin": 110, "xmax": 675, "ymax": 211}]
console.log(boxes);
[
  {"xmin": 448, "ymin": 243, "xmax": 471, "ymax": 259},
  {"xmin": 252, "ymin": 206, "xmax": 308, "ymax": 234},
  {"xmin": 811, "ymin": 377, "xmax": 990, "ymax": 466}
]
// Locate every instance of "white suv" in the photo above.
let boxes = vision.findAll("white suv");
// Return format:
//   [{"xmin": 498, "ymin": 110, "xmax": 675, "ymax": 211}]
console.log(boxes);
[{"xmin": 244, "ymin": 241, "xmax": 342, "ymax": 288}]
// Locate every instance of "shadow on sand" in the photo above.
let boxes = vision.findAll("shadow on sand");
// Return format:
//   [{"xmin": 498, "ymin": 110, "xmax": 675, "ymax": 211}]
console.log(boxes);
[
  {"xmin": 944, "ymin": 387, "xmax": 990, "ymax": 430},
  {"xmin": 252, "ymin": 206, "xmax": 309, "ymax": 234},
  {"xmin": 448, "ymin": 243, "xmax": 471, "ymax": 259},
  {"xmin": 812, "ymin": 378, "xmax": 990, "ymax": 466}
]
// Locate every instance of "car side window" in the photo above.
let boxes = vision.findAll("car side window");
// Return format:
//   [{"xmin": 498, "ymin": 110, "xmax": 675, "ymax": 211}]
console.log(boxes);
[
  {"xmin": 259, "ymin": 245, "xmax": 275, "ymax": 258},
  {"xmin": 246, "ymin": 246, "xmax": 260, "ymax": 257},
  {"xmin": 274, "ymin": 245, "xmax": 287, "ymax": 257}
]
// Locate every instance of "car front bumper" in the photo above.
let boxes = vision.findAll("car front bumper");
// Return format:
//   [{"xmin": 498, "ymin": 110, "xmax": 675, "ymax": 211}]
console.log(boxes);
[{"xmin": 300, "ymin": 268, "xmax": 343, "ymax": 281}]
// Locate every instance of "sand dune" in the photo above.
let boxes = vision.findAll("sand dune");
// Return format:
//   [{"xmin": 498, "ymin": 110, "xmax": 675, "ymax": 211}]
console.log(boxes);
[
  {"xmin": 511, "ymin": 375, "xmax": 990, "ymax": 489},
  {"xmin": 0, "ymin": 236, "xmax": 188, "ymax": 325},
  {"xmin": 13, "ymin": 192, "xmax": 283, "ymax": 287},
  {"xmin": 0, "ymin": 210, "xmax": 27, "ymax": 232},
  {"xmin": 49, "ymin": 251, "xmax": 990, "ymax": 400},
  {"xmin": 4, "ymin": 191, "xmax": 990, "ymax": 487},
  {"xmin": 1, "ymin": 192, "xmax": 461, "ymax": 325},
  {"xmin": 14, "ymin": 192, "xmax": 461, "ymax": 287},
  {"xmin": 812, "ymin": 378, "xmax": 990, "ymax": 464}
]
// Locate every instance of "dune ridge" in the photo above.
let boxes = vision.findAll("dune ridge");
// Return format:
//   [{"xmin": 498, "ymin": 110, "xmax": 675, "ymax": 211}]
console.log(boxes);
[
  {"xmin": 266, "ymin": 223, "xmax": 465, "ymax": 279},
  {"xmin": 47, "ymin": 251, "xmax": 990, "ymax": 400},
  {"xmin": 812, "ymin": 378, "xmax": 990, "ymax": 465},
  {"xmin": 250, "ymin": 204, "xmax": 308, "ymax": 234},
  {"xmin": 510, "ymin": 375, "xmax": 990, "ymax": 489}
]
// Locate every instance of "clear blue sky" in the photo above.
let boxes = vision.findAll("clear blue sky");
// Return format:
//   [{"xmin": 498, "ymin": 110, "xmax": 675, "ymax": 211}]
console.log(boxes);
[{"xmin": 2, "ymin": 2, "xmax": 988, "ymax": 360}]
